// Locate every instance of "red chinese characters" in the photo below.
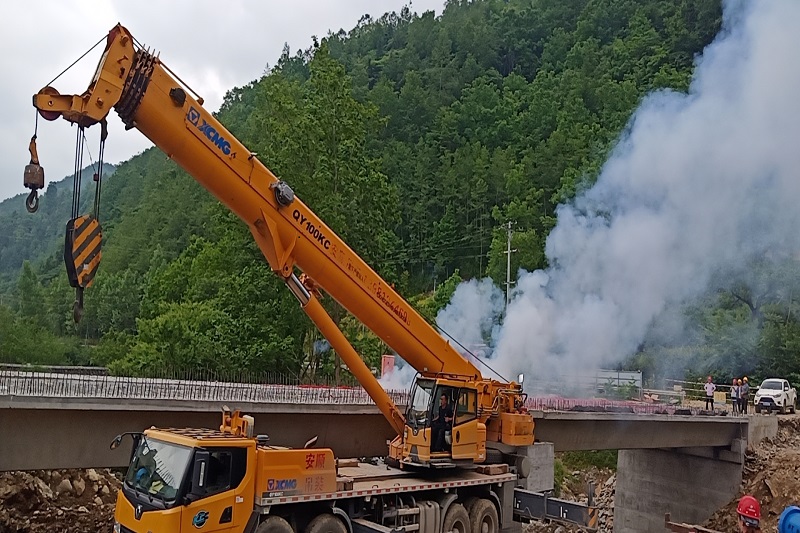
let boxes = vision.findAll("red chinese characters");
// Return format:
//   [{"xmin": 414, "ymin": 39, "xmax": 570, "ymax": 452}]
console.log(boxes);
[{"xmin": 305, "ymin": 452, "xmax": 327, "ymax": 469}]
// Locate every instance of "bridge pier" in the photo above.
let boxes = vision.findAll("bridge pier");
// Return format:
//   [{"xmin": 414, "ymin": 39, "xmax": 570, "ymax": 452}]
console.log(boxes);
[
  {"xmin": 614, "ymin": 440, "xmax": 745, "ymax": 533},
  {"xmin": 517, "ymin": 442, "xmax": 555, "ymax": 492}
]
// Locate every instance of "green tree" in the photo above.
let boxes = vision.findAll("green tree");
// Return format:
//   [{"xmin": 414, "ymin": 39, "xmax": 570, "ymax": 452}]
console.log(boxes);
[{"xmin": 15, "ymin": 261, "xmax": 44, "ymax": 326}]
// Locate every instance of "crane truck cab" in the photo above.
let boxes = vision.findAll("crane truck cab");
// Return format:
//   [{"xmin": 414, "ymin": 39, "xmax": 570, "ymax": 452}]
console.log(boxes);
[
  {"xmin": 113, "ymin": 409, "xmax": 337, "ymax": 533},
  {"xmin": 395, "ymin": 374, "xmax": 532, "ymax": 469},
  {"xmin": 400, "ymin": 376, "xmax": 483, "ymax": 468}
]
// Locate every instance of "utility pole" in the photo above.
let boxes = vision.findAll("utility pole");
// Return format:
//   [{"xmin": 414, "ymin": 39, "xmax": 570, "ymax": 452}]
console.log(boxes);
[{"xmin": 504, "ymin": 221, "xmax": 517, "ymax": 310}]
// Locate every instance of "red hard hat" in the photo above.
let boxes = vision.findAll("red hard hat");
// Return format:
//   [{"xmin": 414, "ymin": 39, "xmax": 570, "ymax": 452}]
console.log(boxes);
[{"xmin": 737, "ymin": 495, "xmax": 761, "ymax": 522}]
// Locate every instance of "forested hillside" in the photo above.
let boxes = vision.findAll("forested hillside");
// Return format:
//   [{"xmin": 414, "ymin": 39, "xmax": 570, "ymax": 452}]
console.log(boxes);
[
  {"xmin": 8, "ymin": 0, "xmax": 792, "ymax": 387},
  {"xmin": 0, "ymin": 164, "xmax": 115, "ymax": 289}
]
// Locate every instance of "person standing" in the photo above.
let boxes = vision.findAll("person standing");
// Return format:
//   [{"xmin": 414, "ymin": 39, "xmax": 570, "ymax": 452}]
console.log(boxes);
[
  {"xmin": 731, "ymin": 378, "xmax": 740, "ymax": 415},
  {"xmin": 704, "ymin": 376, "xmax": 716, "ymax": 411},
  {"xmin": 740, "ymin": 377, "xmax": 750, "ymax": 415}
]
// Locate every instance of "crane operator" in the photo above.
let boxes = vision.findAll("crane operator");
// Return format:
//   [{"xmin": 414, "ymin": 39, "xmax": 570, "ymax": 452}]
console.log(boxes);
[{"xmin": 431, "ymin": 393, "xmax": 454, "ymax": 452}]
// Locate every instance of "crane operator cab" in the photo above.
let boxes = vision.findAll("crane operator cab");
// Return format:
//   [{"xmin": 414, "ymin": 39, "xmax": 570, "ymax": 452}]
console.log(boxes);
[{"xmin": 398, "ymin": 375, "xmax": 485, "ymax": 468}]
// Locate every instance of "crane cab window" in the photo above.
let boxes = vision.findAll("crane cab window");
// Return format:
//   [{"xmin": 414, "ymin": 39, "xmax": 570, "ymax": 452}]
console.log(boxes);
[
  {"xmin": 433, "ymin": 386, "xmax": 457, "ymax": 423},
  {"xmin": 407, "ymin": 379, "xmax": 435, "ymax": 428},
  {"xmin": 200, "ymin": 448, "xmax": 247, "ymax": 497},
  {"xmin": 455, "ymin": 388, "xmax": 477, "ymax": 425}
]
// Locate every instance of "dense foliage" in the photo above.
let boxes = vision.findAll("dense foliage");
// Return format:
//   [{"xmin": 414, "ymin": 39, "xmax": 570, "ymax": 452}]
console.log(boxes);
[
  {"xmin": 0, "ymin": 164, "xmax": 116, "ymax": 290},
  {"xmin": 5, "ymin": 0, "xmax": 793, "ymax": 387}
]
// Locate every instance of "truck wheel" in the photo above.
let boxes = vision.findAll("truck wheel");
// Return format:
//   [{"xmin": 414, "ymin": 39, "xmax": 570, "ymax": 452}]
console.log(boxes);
[
  {"xmin": 792, "ymin": 401, "xmax": 797, "ymax": 414},
  {"xmin": 469, "ymin": 499, "xmax": 499, "ymax": 533},
  {"xmin": 443, "ymin": 503, "xmax": 470, "ymax": 533},
  {"xmin": 782, "ymin": 401, "xmax": 787, "ymax": 415},
  {"xmin": 257, "ymin": 516, "xmax": 293, "ymax": 533},
  {"xmin": 305, "ymin": 514, "xmax": 345, "ymax": 533},
  {"xmin": 462, "ymin": 497, "xmax": 479, "ymax": 518},
  {"xmin": 755, "ymin": 405, "xmax": 761, "ymax": 414}
]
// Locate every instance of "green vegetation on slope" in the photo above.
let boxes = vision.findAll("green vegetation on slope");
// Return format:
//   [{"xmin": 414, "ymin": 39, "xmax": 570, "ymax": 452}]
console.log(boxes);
[{"xmin": 17, "ymin": 0, "xmax": 798, "ymax": 389}]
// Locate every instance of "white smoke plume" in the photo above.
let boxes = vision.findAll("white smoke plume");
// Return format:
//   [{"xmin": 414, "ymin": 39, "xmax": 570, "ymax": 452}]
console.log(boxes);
[
  {"xmin": 384, "ymin": 281, "xmax": 505, "ymax": 389},
  {"xmin": 378, "ymin": 358, "xmax": 417, "ymax": 391},
  {"xmin": 435, "ymin": 278, "xmax": 505, "ymax": 355},
  {"xmin": 437, "ymin": 0, "xmax": 800, "ymax": 385}
]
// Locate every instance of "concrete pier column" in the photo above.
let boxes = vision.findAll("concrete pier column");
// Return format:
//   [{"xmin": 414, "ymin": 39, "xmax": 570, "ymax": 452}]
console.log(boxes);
[
  {"xmin": 517, "ymin": 442, "xmax": 555, "ymax": 492},
  {"xmin": 614, "ymin": 442, "xmax": 744, "ymax": 533}
]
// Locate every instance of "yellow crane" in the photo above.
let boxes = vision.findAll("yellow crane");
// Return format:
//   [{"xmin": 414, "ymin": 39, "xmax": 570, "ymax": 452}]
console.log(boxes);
[{"xmin": 26, "ymin": 24, "xmax": 539, "ymax": 533}]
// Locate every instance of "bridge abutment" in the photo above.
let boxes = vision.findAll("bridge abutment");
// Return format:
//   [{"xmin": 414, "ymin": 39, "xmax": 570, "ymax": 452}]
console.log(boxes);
[{"xmin": 614, "ymin": 440, "xmax": 745, "ymax": 533}]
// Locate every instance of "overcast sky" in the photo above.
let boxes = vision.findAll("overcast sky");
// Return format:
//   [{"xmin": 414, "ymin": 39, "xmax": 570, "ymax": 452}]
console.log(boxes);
[{"xmin": 0, "ymin": 0, "xmax": 442, "ymax": 203}]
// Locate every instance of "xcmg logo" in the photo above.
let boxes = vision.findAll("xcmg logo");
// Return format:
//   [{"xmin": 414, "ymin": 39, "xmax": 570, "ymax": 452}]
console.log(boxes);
[
  {"xmin": 187, "ymin": 106, "xmax": 231, "ymax": 155},
  {"xmin": 267, "ymin": 478, "xmax": 297, "ymax": 491}
]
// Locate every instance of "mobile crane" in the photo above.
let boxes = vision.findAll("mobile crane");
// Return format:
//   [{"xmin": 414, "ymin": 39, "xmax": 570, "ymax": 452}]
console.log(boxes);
[{"xmin": 26, "ymin": 24, "xmax": 547, "ymax": 533}]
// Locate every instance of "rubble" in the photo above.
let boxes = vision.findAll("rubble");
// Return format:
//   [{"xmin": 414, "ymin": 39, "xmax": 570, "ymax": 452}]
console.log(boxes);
[
  {"xmin": 704, "ymin": 416, "xmax": 800, "ymax": 532},
  {"xmin": 0, "ymin": 469, "xmax": 121, "ymax": 533}
]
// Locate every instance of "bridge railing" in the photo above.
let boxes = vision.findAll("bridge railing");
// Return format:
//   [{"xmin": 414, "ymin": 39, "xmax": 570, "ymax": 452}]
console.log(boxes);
[
  {"xmin": 525, "ymin": 396, "xmax": 702, "ymax": 415},
  {"xmin": 0, "ymin": 370, "xmax": 409, "ymax": 406},
  {"xmin": 2, "ymin": 370, "xmax": 730, "ymax": 416}
]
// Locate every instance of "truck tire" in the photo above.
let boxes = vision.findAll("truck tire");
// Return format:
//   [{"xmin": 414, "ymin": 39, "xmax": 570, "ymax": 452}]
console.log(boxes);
[
  {"xmin": 257, "ymin": 516, "xmax": 293, "ymax": 533},
  {"xmin": 469, "ymin": 499, "xmax": 499, "ymax": 533},
  {"xmin": 792, "ymin": 400, "xmax": 797, "ymax": 414},
  {"xmin": 443, "ymin": 503, "xmax": 470, "ymax": 533},
  {"xmin": 462, "ymin": 497, "xmax": 479, "ymax": 518},
  {"xmin": 755, "ymin": 404, "xmax": 761, "ymax": 414},
  {"xmin": 782, "ymin": 400, "xmax": 787, "ymax": 415},
  {"xmin": 305, "ymin": 514, "xmax": 346, "ymax": 533}
]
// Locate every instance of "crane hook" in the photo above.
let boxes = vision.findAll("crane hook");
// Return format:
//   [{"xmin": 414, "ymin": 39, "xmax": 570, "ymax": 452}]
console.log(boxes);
[
  {"xmin": 23, "ymin": 135, "xmax": 45, "ymax": 213},
  {"xmin": 25, "ymin": 190, "xmax": 39, "ymax": 213}
]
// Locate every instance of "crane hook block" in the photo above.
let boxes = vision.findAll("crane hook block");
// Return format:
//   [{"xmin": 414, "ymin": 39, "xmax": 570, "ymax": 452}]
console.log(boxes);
[{"xmin": 24, "ymin": 136, "xmax": 44, "ymax": 213}]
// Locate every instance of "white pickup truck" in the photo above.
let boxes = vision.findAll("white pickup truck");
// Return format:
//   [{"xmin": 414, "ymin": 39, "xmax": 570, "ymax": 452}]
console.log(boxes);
[{"xmin": 754, "ymin": 378, "xmax": 797, "ymax": 414}]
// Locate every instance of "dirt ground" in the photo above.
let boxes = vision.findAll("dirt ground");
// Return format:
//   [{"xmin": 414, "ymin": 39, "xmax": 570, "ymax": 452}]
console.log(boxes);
[{"xmin": 0, "ymin": 469, "xmax": 120, "ymax": 533}]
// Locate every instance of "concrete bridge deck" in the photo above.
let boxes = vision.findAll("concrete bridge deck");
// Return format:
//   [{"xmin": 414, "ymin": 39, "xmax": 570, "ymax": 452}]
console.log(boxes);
[
  {"xmin": 0, "ymin": 371, "xmax": 768, "ymax": 471},
  {"xmin": 1, "ymin": 394, "xmax": 760, "ymax": 471},
  {"xmin": 532, "ymin": 410, "xmax": 749, "ymax": 451}
]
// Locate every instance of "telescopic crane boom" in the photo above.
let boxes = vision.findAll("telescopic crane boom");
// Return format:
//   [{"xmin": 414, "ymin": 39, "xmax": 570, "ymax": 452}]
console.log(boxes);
[{"xmin": 27, "ymin": 24, "xmax": 533, "ymax": 467}]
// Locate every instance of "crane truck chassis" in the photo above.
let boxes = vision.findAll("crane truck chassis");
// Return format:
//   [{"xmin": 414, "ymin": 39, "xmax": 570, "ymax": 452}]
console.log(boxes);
[
  {"xmin": 109, "ymin": 408, "xmax": 596, "ymax": 533},
  {"xmin": 22, "ymin": 23, "xmax": 577, "ymax": 533}
]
